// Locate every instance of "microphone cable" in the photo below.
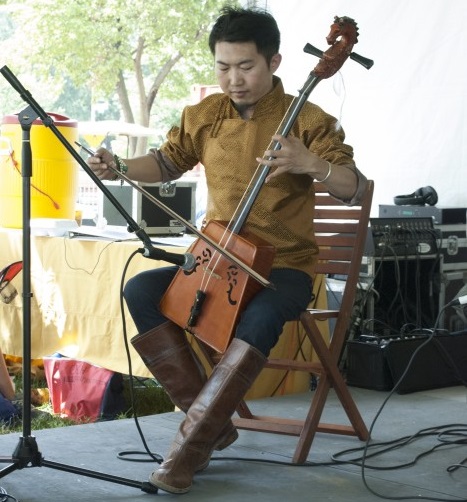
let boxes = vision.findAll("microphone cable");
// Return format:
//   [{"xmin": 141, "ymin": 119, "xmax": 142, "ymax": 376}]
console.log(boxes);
[{"xmin": 115, "ymin": 248, "xmax": 164, "ymax": 465}]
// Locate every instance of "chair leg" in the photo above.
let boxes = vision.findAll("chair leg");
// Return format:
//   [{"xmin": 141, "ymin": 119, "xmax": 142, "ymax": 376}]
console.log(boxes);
[
  {"xmin": 294, "ymin": 312, "xmax": 369, "ymax": 462},
  {"xmin": 292, "ymin": 371, "xmax": 368, "ymax": 463}
]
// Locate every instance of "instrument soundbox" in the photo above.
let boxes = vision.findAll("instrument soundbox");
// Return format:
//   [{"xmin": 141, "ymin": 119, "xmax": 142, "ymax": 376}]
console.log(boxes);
[{"xmin": 160, "ymin": 220, "xmax": 275, "ymax": 353}]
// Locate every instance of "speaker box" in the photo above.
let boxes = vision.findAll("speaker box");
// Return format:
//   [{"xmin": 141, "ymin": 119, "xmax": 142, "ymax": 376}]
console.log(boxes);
[
  {"xmin": 439, "ymin": 270, "xmax": 467, "ymax": 332},
  {"xmin": 345, "ymin": 339, "xmax": 393, "ymax": 391},
  {"xmin": 346, "ymin": 332, "xmax": 467, "ymax": 393},
  {"xmin": 100, "ymin": 180, "xmax": 197, "ymax": 235}
]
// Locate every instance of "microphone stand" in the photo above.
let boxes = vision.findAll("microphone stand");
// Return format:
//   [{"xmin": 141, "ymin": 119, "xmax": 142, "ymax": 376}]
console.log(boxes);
[
  {"xmin": 0, "ymin": 67, "xmax": 159, "ymax": 494},
  {"xmin": 0, "ymin": 65, "xmax": 189, "ymax": 270}
]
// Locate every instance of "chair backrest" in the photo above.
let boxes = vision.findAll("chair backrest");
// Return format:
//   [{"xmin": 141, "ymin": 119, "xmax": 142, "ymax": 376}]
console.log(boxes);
[{"xmin": 311, "ymin": 179, "xmax": 374, "ymax": 347}]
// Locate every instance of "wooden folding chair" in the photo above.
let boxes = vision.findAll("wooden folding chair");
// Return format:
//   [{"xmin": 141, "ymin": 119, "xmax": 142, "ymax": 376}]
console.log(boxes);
[{"xmin": 232, "ymin": 179, "xmax": 374, "ymax": 464}]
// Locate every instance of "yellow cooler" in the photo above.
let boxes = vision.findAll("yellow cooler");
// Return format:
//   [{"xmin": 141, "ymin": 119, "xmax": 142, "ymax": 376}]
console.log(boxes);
[{"xmin": 0, "ymin": 113, "xmax": 79, "ymax": 228}]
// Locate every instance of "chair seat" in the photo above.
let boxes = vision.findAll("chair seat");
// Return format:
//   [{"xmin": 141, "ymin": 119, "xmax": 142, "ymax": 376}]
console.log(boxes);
[{"xmin": 265, "ymin": 358, "xmax": 322, "ymax": 374}]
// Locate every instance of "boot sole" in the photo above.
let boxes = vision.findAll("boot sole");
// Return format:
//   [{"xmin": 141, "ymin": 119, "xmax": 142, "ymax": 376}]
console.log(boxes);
[{"xmin": 149, "ymin": 475, "xmax": 191, "ymax": 494}]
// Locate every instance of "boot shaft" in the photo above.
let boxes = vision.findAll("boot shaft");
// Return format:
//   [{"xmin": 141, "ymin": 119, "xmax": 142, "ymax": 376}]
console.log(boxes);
[
  {"xmin": 131, "ymin": 321, "xmax": 207, "ymax": 412},
  {"xmin": 149, "ymin": 338, "xmax": 266, "ymax": 494}
]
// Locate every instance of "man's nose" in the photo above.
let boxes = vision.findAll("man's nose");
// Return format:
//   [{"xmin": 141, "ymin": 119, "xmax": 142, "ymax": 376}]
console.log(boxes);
[{"xmin": 229, "ymin": 68, "xmax": 243, "ymax": 85}]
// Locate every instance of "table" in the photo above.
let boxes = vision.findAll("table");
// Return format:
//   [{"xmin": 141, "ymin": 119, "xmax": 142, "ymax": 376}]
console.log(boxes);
[{"xmin": 0, "ymin": 228, "xmax": 327, "ymax": 399}]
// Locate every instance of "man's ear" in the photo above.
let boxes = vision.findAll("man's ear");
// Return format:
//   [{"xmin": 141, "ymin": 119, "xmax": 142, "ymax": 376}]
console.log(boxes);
[{"xmin": 270, "ymin": 53, "xmax": 282, "ymax": 72}]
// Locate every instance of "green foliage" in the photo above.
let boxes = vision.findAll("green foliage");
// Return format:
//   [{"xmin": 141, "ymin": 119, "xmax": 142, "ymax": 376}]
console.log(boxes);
[
  {"xmin": 0, "ymin": 4, "xmax": 14, "ymax": 42},
  {"xmin": 0, "ymin": 406, "xmax": 77, "ymax": 435},
  {"xmin": 0, "ymin": 372, "xmax": 77, "ymax": 435},
  {"xmin": 50, "ymin": 78, "xmax": 92, "ymax": 122},
  {"xmin": 0, "ymin": 0, "xmax": 239, "ymax": 128},
  {"xmin": 123, "ymin": 377, "xmax": 174, "ymax": 417},
  {"xmin": 0, "ymin": 373, "xmax": 174, "ymax": 435}
]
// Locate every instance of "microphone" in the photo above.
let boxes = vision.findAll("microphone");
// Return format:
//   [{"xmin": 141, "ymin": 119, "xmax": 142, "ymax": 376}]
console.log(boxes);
[
  {"xmin": 139, "ymin": 244, "xmax": 196, "ymax": 271},
  {"xmin": 448, "ymin": 295, "xmax": 467, "ymax": 307}
]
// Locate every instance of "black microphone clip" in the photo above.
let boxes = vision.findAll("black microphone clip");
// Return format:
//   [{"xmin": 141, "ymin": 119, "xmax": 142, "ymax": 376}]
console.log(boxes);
[{"xmin": 139, "ymin": 243, "xmax": 196, "ymax": 272}]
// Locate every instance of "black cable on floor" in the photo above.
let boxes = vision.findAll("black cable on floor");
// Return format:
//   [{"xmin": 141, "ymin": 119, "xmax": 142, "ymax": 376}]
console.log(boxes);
[
  {"xmin": 0, "ymin": 486, "xmax": 18, "ymax": 502},
  {"xmin": 208, "ymin": 422, "xmax": 467, "ymax": 502}
]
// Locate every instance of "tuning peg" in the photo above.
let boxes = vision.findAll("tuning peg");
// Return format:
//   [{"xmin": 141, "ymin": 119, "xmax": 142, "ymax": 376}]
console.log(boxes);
[{"xmin": 303, "ymin": 43, "xmax": 374, "ymax": 70}]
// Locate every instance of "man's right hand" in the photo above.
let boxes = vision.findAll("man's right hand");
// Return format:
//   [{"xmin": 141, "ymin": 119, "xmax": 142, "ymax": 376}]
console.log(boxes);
[{"xmin": 87, "ymin": 147, "xmax": 118, "ymax": 180}]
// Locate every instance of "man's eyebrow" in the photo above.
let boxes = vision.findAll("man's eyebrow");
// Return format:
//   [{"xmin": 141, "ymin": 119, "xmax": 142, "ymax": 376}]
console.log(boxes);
[{"xmin": 216, "ymin": 58, "xmax": 254, "ymax": 66}]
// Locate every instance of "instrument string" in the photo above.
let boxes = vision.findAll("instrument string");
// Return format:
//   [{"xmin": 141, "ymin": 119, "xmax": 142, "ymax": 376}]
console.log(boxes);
[
  {"xmin": 199, "ymin": 52, "xmax": 344, "ymax": 292},
  {"xmin": 199, "ymin": 162, "xmax": 266, "ymax": 292}
]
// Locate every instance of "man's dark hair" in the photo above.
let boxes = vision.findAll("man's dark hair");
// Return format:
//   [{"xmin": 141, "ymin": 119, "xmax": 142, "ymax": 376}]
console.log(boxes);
[{"xmin": 209, "ymin": 6, "xmax": 280, "ymax": 64}]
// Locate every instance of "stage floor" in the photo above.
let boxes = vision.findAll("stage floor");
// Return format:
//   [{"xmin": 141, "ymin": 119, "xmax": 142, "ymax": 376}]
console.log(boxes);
[{"xmin": 0, "ymin": 386, "xmax": 465, "ymax": 501}]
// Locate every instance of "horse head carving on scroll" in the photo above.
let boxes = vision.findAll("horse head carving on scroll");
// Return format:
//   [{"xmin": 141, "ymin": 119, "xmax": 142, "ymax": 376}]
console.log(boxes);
[{"xmin": 316, "ymin": 16, "xmax": 359, "ymax": 78}]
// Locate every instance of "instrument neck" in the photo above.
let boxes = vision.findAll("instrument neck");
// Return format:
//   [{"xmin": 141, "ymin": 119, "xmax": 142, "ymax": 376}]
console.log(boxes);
[{"xmin": 230, "ymin": 71, "xmax": 321, "ymax": 233}]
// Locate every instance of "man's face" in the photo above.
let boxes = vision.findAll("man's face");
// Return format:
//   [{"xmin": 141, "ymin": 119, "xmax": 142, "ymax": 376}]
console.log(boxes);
[{"xmin": 214, "ymin": 41, "xmax": 281, "ymax": 111}]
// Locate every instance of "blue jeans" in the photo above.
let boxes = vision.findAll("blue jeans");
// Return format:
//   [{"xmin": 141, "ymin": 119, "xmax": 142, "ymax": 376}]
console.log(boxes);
[{"xmin": 124, "ymin": 266, "xmax": 313, "ymax": 357}]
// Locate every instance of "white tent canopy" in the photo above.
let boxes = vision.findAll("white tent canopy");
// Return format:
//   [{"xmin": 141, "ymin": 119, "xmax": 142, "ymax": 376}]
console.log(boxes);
[{"xmin": 265, "ymin": 0, "xmax": 467, "ymax": 212}]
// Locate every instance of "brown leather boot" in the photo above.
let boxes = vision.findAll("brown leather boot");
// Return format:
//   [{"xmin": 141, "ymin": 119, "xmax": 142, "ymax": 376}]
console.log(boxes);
[
  {"xmin": 148, "ymin": 338, "xmax": 266, "ymax": 494},
  {"xmin": 131, "ymin": 322, "xmax": 238, "ymax": 456}
]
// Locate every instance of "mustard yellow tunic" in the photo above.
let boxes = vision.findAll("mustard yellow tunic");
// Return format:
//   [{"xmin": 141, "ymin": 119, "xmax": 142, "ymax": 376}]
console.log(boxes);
[{"xmin": 158, "ymin": 77, "xmax": 359, "ymax": 279}]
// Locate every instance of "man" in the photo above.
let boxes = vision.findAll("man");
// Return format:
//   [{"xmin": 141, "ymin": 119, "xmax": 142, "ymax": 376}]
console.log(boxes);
[{"xmin": 88, "ymin": 6, "xmax": 367, "ymax": 494}]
